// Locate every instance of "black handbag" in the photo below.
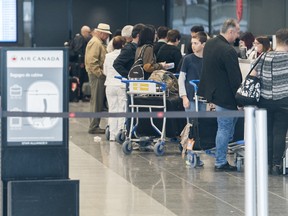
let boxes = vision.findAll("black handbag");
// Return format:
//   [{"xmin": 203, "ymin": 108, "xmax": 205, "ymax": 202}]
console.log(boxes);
[{"xmin": 235, "ymin": 53, "xmax": 265, "ymax": 107}]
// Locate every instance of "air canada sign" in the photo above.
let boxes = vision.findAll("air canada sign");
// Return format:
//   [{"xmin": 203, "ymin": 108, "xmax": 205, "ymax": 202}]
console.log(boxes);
[
  {"xmin": 7, "ymin": 50, "xmax": 63, "ymax": 68},
  {"xmin": 14, "ymin": 56, "xmax": 60, "ymax": 62}
]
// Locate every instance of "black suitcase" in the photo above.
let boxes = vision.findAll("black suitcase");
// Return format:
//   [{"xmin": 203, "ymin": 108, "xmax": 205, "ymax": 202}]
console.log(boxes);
[
  {"xmin": 134, "ymin": 96, "xmax": 186, "ymax": 138},
  {"xmin": 190, "ymin": 116, "xmax": 244, "ymax": 150},
  {"xmin": 69, "ymin": 76, "xmax": 80, "ymax": 102}
]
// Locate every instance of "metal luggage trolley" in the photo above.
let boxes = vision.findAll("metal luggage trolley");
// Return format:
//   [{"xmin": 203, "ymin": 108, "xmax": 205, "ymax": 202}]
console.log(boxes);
[
  {"xmin": 120, "ymin": 79, "xmax": 168, "ymax": 156},
  {"xmin": 185, "ymin": 80, "xmax": 245, "ymax": 171}
]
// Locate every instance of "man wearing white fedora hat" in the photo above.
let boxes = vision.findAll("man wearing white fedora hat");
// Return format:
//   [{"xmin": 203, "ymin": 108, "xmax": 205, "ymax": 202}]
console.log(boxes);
[{"xmin": 85, "ymin": 23, "xmax": 112, "ymax": 134}]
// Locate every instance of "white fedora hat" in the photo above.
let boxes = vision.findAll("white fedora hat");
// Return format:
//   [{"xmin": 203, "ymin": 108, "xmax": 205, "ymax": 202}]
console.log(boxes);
[{"xmin": 96, "ymin": 23, "xmax": 112, "ymax": 34}]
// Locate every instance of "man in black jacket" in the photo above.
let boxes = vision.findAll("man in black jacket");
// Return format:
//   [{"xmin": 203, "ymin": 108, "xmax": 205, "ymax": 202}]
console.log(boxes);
[
  {"xmin": 198, "ymin": 18, "xmax": 242, "ymax": 171},
  {"xmin": 69, "ymin": 25, "xmax": 91, "ymax": 101},
  {"xmin": 113, "ymin": 23, "xmax": 145, "ymax": 78}
]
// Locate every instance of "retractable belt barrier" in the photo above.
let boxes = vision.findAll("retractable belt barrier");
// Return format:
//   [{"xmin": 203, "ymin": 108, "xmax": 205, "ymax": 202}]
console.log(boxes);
[{"xmin": 0, "ymin": 110, "xmax": 245, "ymax": 119}]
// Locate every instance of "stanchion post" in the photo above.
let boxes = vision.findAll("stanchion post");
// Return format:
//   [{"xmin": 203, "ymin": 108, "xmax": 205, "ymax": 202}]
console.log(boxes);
[
  {"xmin": 255, "ymin": 109, "xmax": 268, "ymax": 216},
  {"xmin": 244, "ymin": 107, "xmax": 257, "ymax": 216}
]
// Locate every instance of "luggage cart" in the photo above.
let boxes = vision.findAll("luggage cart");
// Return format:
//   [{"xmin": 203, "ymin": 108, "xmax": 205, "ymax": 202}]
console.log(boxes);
[
  {"xmin": 120, "ymin": 79, "xmax": 168, "ymax": 156},
  {"xmin": 182, "ymin": 80, "xmax": 245, "ymax": 171}
]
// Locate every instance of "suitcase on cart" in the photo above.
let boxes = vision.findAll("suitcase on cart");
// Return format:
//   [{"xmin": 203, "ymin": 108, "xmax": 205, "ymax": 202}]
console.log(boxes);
[{"xmin": 134, "ymin": 95, "xmax": 186, "ymax": 138}]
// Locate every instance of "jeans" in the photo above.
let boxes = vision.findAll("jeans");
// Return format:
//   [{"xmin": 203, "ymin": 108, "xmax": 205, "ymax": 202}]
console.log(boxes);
[{"xmin": 215, "ymin": 105, "xmax": 238, "ymax": 167}]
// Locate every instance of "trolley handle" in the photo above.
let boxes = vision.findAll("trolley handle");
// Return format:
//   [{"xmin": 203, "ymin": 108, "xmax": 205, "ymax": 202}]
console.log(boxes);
[
  {"xmin": 121, "ymin": 79, "xmax": 167, "ymax": 91},
  {"xmin": 114, "ymin": 75, "xmax": 123, "ymax": 80},
  {"xmin": 189, "ymin": 79, "xmax": 200, "ymax": 93}
]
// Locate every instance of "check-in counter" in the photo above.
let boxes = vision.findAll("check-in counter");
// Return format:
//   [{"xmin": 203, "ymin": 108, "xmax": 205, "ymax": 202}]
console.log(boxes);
[{"xmin": 239, "ymin": 58, "xmax": 253, "ymax": 79}]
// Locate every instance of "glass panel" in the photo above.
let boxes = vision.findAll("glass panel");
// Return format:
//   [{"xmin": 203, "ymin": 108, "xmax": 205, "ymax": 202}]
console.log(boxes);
[
  {"xmin": 171, "ymin": 0, "xmax": 209, "ymax": 35},
  {"xmin": 211, "ymin": 0, "xmax": 248, "ymax": 35}
]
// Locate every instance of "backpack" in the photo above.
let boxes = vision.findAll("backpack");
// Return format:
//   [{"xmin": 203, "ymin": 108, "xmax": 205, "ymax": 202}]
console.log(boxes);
[
  {"xmin": 128, "ymin": 44, "xmax": 151, "ymax": 80},
  {"xmin": 148, "ymin": 70, "xmax": 179, "ymax": 96}
]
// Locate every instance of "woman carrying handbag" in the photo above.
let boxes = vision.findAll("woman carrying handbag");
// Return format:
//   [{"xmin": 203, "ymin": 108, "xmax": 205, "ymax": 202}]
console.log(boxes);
[{"xmin": 251, "ymin": 28, "xmax": 288, "ymax": 175}]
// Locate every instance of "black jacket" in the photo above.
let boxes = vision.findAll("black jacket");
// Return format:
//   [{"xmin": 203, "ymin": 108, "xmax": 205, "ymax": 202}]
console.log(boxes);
[
  {"xmin": 113, "ymin": 42, "xmax": 137, "ymax": 78},
  {"xmin": 156, "ymin": 44, "xmax": 182, "ymax": 73},
  {"xmin": 198, "ymin": 35, "xmax": 242, "ymax": 110}
]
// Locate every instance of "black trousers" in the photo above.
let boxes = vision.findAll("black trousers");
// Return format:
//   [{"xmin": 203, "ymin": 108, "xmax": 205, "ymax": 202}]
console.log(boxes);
[{"xmin": 259, "ymin": 97, "xmax": 288, "ymax": 165}]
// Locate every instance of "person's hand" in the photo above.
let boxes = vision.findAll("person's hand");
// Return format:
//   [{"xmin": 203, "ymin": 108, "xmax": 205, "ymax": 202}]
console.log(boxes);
[
  {"xmin": 182, "ymin": 96, "xmax": 190, "ymax": 109},
  {"xmin": 237, "ymin": 106, "xmax": 244, "ymax": 111},
  {"xmin": 159, "ymin": 62, "xmax": 167, "ymax": 69}
]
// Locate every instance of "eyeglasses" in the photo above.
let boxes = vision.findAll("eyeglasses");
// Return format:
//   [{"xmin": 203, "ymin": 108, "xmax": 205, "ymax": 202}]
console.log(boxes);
[{"xmin": 253, "ymin": 42, "xmax": 261, "ymax": 46}]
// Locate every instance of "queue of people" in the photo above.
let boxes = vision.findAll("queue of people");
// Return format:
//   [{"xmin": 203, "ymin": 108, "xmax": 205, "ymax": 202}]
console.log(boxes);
[{"xmin": 67, "ymin": 19, "xmax": 288, "ymax": 175}]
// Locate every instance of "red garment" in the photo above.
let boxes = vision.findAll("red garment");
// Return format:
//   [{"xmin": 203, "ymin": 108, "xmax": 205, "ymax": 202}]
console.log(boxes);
[{"xmin": 236, "ymin": 0, "xmax": 243, "ymax": 22}]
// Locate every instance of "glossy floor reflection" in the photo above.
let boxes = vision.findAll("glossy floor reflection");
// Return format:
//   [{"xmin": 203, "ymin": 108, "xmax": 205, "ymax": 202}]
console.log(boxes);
[{"xmin": 69, "ymin": 102, "xmax": 288, "ymax": 216}]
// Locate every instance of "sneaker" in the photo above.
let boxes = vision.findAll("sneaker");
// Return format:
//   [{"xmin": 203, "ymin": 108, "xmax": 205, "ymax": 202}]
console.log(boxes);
[
  {"xmin": 197, "ymin": 159, "xmax": 204, "ymax": 167},
  {"xmin": 215, "ymin": 162, "xmax": 237, "ymax": 172}
]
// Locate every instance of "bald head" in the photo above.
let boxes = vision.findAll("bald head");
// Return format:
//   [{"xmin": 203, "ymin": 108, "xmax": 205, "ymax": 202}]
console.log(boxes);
[{"xmin": 81, "ymin": 25, "xmax": 91, "ymax": 39}]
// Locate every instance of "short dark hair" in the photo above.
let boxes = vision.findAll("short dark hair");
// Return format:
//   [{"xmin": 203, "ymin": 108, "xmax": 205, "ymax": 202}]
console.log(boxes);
[
  {"xmin": 113, "ymin": 36, "xmax": 126, "ymax": 49},
  {"xmin": 190, "ymin": 25, "xmax": 204, "ymax": 33},
  {"xmin": 167, "ymin": 29, "xmax": 181, "ymax": 43},
  {"xmin": 276, "ymin": 28, "xmax": 288, "ymax": 46},
  {"xmin": 131, "ymin": 23, "xmax": 145, "ymax": 39},
  {"xmin": 192, "ymin": 31, "xmax": 207, "ymax": 44},
  {"xmin": 157, "ymin": 26, "xmax": 169, "ymax": 39}
]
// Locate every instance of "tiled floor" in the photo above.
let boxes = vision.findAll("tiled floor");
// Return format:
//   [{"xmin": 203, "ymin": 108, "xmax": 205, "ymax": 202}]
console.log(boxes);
[{"xmin": 69, "ymin": 102, "xmax": 288, "ymax": 216}]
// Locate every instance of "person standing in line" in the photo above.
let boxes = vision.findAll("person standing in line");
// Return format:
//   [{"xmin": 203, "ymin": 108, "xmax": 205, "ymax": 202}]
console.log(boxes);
[
  {"xmin": 153, "ymin": 26, "xmax": 169, "ymax": 56},
  {"xmin": 251, "ymin": 28, "xmax": 288, "ymax": 175},
  {"xmin": 156, "ymin": 29, "xmax": 182, "ymax": 73},
  {"xmin": 198, "ymin": 18, "xmax": 242, "ymax": 171},
  {"xmin": 103, "ymin": 36, "xmax": 126, "ymax": 141},
  {"xmin": 249, "ymin": 36, "xmax": 271, "ymax": 59},
  {"xmin": 113, "ymin": 23, "xmax": 145, "ymax": 78},
  {"xmin": 178, "ymin": 31, "xmax": 208, "ymax": 115},
  {"xmin": 85, "ymin": 23, "xmax": 112, "ymax": 134},
  {"xmin": 69, "ymin": 25, "xmax": 92, "ymax": 101},
  {"xmin": 136, "ymin": 25, "xmax": 168, "ymax": 80},
  {"xmin": 177, "ymin": 25, "xmax": 205, "ymax": 72}
]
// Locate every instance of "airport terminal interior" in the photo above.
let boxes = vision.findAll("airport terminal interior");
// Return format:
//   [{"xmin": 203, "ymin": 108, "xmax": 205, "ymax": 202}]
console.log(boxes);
[{"xmin": 69, "ymin": 102, "xmax": 288, "ymax": 216}]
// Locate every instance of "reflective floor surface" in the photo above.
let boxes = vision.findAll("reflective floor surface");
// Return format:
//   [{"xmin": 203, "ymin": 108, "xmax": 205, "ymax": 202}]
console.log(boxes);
[{"xmin": 69, "ymin": 102, "xmax": 288, "ymax": 216}]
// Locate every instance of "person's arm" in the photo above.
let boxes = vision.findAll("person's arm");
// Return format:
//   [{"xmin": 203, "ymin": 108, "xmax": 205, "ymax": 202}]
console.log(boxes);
[
  {"xmin": 174, "ymin": 49, "xmax": 183, "ymax": 73},
  {"xmin": 178, "ymin": 71, "xmax": 189, "ymax": 109},
  {"xmin": 142, "ymin": 46, "xmax": 164, "ymax": 73},
  {"xmin": 224, "ymin": 48, "xmax": 243, "ymax": 94},
  {"xmin": 113, "ymin": 46, "xmax": 132, "ymax": 78}
]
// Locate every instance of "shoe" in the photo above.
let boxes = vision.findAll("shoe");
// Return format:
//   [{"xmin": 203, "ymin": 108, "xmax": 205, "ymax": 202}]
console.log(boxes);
[
  {"xmin": 82, "ymin": 96, "xmax": 90, "ymax": 102},
  {"xmin": 88, "ymin": 127, "xmax": 105, "ymax": 134},
  {"xmin": 215, "ymin": 162, "xmax": 237, "ymax": 172}
]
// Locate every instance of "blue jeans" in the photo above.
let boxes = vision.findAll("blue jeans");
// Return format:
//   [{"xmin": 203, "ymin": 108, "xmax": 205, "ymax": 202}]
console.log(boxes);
[{"xmin": 215, "ymin": 105, "xmax": 238, "ymax": 167}]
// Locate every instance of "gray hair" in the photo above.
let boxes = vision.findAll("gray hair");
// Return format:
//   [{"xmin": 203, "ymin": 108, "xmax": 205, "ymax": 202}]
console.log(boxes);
[{"xmin": 221, "ymin": 18, "xmax": 238, "ymax": 34}]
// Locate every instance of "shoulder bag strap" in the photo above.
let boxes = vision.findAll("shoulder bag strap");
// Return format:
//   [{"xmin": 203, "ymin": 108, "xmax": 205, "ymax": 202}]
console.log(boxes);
[{"xmin": 246, "ymin": 52, "xmax": 266, "ymax": 77}]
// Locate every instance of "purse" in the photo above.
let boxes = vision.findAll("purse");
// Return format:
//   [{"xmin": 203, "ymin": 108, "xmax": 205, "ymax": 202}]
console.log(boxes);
[{"xmin": 235, "ymin": 53, "xmax": 265, "ymax": 107}]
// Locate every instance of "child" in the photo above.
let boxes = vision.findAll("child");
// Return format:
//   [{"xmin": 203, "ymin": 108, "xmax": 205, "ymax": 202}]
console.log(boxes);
[{"xmin": 178, "ymin": 31, "xmax": 208, "ymax": 167}]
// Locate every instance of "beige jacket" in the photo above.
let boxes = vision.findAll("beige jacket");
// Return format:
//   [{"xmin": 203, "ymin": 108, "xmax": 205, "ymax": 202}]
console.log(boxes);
[{"xmin": 85, "ymin": 36, "xmax": 107, "ymax": 77}]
